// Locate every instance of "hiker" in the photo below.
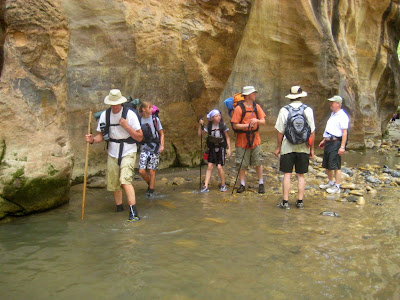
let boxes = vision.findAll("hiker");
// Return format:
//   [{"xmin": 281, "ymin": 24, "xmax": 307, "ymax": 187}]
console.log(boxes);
[
  {"xmin": 274, "ymin": 86, "xmax": 315, "ymax": 209},
  {"xmin": 85, "ymin": 89, "xmax": 143, "ymax": 222},
  {"xmin": 231, "ymin": 86, "xmax": 266, "ymax": 193},
  {"xmin": 138, "ymin": 101, "xmax": 164, "ymax": 198},
  {"xmin": 318, "ymin": 95, "xmax": 350, "ymax": 194},
  {"xmin": 198, "ymin": 109, "xmax": 232, "ymax": 192}
]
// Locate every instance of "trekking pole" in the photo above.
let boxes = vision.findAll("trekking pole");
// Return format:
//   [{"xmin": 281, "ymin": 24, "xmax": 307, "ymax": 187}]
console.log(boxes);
[
  {"xmin": 231, "ymin": 124, "xmax": 252, "ymax": 194},
  {"xmin": 81, "ymin": 110, "xmax": 92, "ymax": 220},
  {"xmin": 199, "ymin": 120, "xmax": 204, "ymax": 190}
]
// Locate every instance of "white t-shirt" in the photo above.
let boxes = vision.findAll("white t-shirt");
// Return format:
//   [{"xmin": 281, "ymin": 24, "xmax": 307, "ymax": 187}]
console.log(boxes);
[
  {"xmin": 323, "ymin": 109, "xmax": 349, "ymax": 138},
  {"xmin": 274, "ymin": 101, "xmax": 316, "ymax": 155},
  {"xmin": 97, "ymin": 109, "xmax": 141, "ymax": 158}
]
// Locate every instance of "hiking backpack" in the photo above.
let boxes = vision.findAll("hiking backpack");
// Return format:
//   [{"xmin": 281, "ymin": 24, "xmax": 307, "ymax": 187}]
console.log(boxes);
[
  {"xmin": 206, "ymin": 120, "xmax": 228, "ymax": 149},
  {"xmin": 224, "ymin": 93, "xmax": 259, "ymax": 134},
  {"xmin": 283, "ymin": 104, "xmax": 311, "ymax": 145}
]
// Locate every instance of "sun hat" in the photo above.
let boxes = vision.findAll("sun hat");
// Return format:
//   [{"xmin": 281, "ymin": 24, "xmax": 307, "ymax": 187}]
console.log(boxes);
[
  {"xmin": 207, "ymin": 109, "xmax": 220, "ymax": 121},
  {"xmin": 242, "ymin": 86, "xmax": 257, "ymax": 96},
  {"xmin": 327, "ymin": 95, "xmax": 343, "ymax": 104},
  {"xmin": 104, "ymin": 89, "xmax": 127, "ymax": 105},
  {"xmin": 285, "ymin": 86, "xmax": 307, "ymax": 99}
]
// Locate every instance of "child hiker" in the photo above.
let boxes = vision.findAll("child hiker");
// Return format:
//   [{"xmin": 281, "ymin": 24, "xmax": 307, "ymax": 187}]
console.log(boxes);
[
  {"xmin": 198, "ymin": 109, "xmax": 231, "ymax": 192},
  {"xmin": 138, "ymin": 101, "xmax": 164, "ymax": 198}
]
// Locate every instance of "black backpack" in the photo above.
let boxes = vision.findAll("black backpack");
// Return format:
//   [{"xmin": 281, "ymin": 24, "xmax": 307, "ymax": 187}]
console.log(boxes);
[
  {"xmin": 284, "ymin": 104, "xmax": 311, "ymax": 145},
  {"xmin": 206, "ymin": 120, "xmax": 228, "ymax": 149}
]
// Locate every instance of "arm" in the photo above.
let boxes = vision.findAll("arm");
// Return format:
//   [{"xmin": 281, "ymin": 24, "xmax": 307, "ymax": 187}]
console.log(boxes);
[
  {"xmin": 198, "ymin": 119, "xmax": 205, "ymax": 137},
  {"xmin": 120, "ymin": 118, "xmax": 143, "ymax": 142},
  {"xmin": 274, "ymin": 131, "xmax": 284, "ymax": 157},
  {"xmin": 309, "ymin": 131, "xmax": 315, "ymax": 158},
  {"xmin": 158, "ymin": 129, "xmax": 165, "ymax": 153},
  {"xmin": 85, "ymin": 133, "xmax": 104, "ymax": 144},
  {"xmin": 338, "ymin": 129, "xmax": 347, "ymax": 155},
  {"xmin": 224, "ymin": 130, "xmax": 231, "ymax": 157}
]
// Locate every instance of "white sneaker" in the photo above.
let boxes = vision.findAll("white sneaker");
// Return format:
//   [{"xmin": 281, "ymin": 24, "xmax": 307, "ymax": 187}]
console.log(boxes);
[
  {"xmin": 319, "ymin": 183, "xmax": 334, "ymax": 189},
  {"xmin": 326, "ymin": 185, "xmax": 341, "ymax": 194}
]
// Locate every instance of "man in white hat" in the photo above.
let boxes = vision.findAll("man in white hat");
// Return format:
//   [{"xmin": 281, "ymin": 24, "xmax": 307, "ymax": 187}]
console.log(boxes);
[
  {"xmin": 85, "ymin": 89, "xmax": 143, "ymax": 221},
  {"xmin": 274, "ymin": 86, "xmax": 315, "ymax": 209},
  {"xmin": 231, "ymin": 85, "xmax": 266, "ymax": 193},
  {"xmin": 318, "ymin": 95, "xmax": 349, "ymax": 194}
]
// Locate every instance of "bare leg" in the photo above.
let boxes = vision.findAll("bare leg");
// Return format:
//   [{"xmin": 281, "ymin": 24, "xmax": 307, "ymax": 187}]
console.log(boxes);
[
  {"xmin": 217, "ymin": 164, "xmax": 225, "ymax": 186},
  {"xmin": 204, "ymin": 163, "xmax": 214, "ymax": 187},
  {"xmin": 283, "ymin": 173, "xmax": 291, "ymax": 201},
  {"xmin": 296, "ymin": 173, "xmax": 305, "ymax": 200},
  {"xmin": 334, "ymin": 169, "xmax": 342, "ymax": 185},
  {"xmin": 122, "ymin": 184, "xmax": 136, "ymax": 206},
  {"xmin": 139, "ymin": 169, "xmax": 150, "ymax": 186},
  {"xmin": 239, "ymin": 169, "xmax": 246, "ymax": 185},
  {"xmin": 256, "ymin": 165, "xmax": 263, "ymax": 181},
  {"xmin": 113, "ymin": 190, "xmax": 123, "ymax": 205},
  {"xmin": 326, "ymin": 169, "xmax": 334, "ymax": 182},
  {"xmin": 149, "ymin": 169, "xmax": 156, "ymax": 189}
]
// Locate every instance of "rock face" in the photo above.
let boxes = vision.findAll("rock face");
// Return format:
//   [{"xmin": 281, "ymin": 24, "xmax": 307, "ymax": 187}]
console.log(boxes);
[
  {"xmin": 0, "ymin": 0, "xmax": 399, "ymax": 220},
  {"xmin": 0, "ymin": 0, "xmax": 73, "ymax": 220}
]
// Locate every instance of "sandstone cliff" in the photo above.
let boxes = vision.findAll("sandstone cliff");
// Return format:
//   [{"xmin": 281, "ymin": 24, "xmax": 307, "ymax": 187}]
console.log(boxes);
[{"xmin": 0, "ymin": 0, "xmax": 399, "ymax": 220}]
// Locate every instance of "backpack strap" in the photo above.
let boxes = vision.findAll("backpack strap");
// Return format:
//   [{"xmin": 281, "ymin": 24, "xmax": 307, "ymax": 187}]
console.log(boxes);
[{"xmin": 234, "ymin": 102, "xmax": 259, "ymax": 134}]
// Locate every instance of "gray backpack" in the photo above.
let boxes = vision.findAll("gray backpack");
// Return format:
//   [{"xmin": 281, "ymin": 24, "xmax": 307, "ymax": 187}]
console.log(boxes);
[{"xmin": 284, "ymin": 104, "xmax": 311, "ymax": 145}]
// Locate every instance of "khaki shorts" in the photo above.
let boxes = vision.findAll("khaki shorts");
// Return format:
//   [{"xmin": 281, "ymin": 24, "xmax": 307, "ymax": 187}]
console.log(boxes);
[
  {"xmin": 106, "ymin": 152, "xmax": 137, "ymax": 191},
  {"xmin": 235, "ymin": 145, "xmax": 262, "ymax": 168}
]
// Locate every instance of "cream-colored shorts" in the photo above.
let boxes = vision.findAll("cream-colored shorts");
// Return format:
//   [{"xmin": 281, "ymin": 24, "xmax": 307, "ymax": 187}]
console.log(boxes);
[
  {"xmin": 235, "ymin": 145, "xmax": 262, "ymax": 168},
  {"xmin": 106, "ymin": 152, "xmax": 137, "ymax": 191}
]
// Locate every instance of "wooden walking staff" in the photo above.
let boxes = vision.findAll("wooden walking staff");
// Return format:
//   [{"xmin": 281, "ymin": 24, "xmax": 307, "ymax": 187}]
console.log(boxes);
[{"xmin": 81, "ymin": 111, "xmax": 92, "ymax": 220}]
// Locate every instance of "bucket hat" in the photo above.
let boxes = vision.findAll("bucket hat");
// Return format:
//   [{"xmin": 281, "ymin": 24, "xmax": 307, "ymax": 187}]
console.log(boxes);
[
  {"xmin": 285, "ymin": 86, "xmax": 307, "ymax": 99},
  {"xmin": 327, "ymin": 95, "xmax": 343, "ymax": 104},
  {"xmin": 242, "ymin": 86, "xmax": 257, "ymax": 96},
  {"xmin": 104, "ymin": 89, "xmax": 127, "ymax": 105}
]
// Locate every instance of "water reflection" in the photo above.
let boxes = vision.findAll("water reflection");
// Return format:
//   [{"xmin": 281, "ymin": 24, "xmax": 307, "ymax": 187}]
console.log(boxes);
[{"xmin": 0, "ymin": 151, "xmax": 399, "ymax": 299}]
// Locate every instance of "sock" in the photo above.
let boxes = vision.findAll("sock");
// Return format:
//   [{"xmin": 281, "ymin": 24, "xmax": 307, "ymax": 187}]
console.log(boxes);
[
  {"xmin": 259, "ymin": 178, "xmax": 264, "ymax": 185},
  {"xmin": 240, "ymin": 181, "xmax": 245, "ymax": 186},
  {"xmin": 148, "ymin": 188, "xmax": 154, "ymax": 193},
  {"xmin": 282, "ymin": 200, "xmax": 288, "ymax": 204},
  {"xmin": 297, "ymin": 199, "xmax": 303, "ymax": 203},
  {"xmin": 329, "ymin": 180, "xmax": 335, "ymax": 185}
]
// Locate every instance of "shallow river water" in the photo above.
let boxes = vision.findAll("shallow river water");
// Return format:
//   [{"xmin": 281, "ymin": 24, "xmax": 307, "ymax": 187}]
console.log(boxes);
[{"xmin": 1, "ymin": 150, "xmax": 400, "ymax": 299}]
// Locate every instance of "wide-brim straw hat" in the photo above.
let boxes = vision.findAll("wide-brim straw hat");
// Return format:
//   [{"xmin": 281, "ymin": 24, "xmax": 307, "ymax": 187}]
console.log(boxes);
[
  {"xmin": 285, "ymin": 86, "xmax": 307, "ymax": 99},
  {"xmin": 104, "ymin": 89, "xmax": 127, "ymax": 105}
]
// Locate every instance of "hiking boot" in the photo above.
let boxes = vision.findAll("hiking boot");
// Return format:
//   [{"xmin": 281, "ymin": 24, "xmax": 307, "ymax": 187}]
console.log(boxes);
[
  {"xmin": 319, "ymin": 183, "xmax": 334, "ymax": 189},
  {"xmin": 201, "ymin": 186, "xmax": 209, "ymax": 193},
  {"xmin": 258, "ymin": 184, "xmax": 265, "ymax": 194},
  {"xmin": 220, "ymin": 185, "xmax": 228, "ymax": 192},
  {"xmin": 277, "ymin": 201, "xmax": 290, "ymax": 209},
  {"xmin": 295, "ymin": 200, "xmax": 304, "ymax": 209},
  {"xmin": 127, "ymin": 206, "xmax": 140, "ymax": 222},
  {"xmin": 327, "ymin": 185, "xmax": 341, "ymax": 194},
  {"xmin": 116, "ymin": 204, "xmax": 124, "ymax": 212},
  {"xmin": 147, "ymin": 192, "xmax": 154, "ymax": 199},
  {"xmin": 237, "ymin": 184, "xmax": 245, "ymax": 193}
]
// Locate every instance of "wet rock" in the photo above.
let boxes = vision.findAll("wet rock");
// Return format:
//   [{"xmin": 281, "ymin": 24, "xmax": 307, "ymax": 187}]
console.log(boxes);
[
  {"xmin": 316, "ymin": 172, "xmax": 328, "ymax": 178},
  {"xmin": 87, "ymin": 176, "xmax": 106, "ymax": 188},
  {"xmin": 349, "ymin": 190, "xmax": 364, "ymax": 196},
  {"xmin": 341, "ymin": 183, "xmax": 356, "ymax": 190},
  {"xmin": 341, "ymin": 166, "xmax": 354, "ymax": 177},
  {"xmin": 320, "ymin": 212, "xmax": 340, "ymax": 217},
  {"xmin": 346, "ymin": 196, "xmax": 358, "ymax": 202},
  {"xmin": 366, "ymin": 176, "xmax": 381, "ymax": 184},
  {"xmin": 357, "ymin": 197, "xmax": 366, "ymax": 205}
]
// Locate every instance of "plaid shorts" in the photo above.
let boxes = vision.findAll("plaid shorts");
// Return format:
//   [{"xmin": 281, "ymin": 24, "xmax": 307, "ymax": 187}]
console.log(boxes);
[{"xmin": 138, "ymin": 150, "xmax": 160, "ymax": 170}]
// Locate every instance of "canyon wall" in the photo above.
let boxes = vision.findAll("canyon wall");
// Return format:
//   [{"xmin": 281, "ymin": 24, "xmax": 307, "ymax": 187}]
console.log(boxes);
[{"xmin": 0, "ymin": 0, "xmax": 399, "ymax": 219}]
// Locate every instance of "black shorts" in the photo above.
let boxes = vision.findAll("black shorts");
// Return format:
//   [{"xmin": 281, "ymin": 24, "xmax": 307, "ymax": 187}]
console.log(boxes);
[
  {"xmin": 322, "ymin": 140, "xmax": 341, "ymax": 170},
  {"xmin": 279, "ymin": 152, "xmax": 309, "ymax": 174},
  {"xmin": 208, "ymin": 148, "xmax": 225, "ymax": 166}
]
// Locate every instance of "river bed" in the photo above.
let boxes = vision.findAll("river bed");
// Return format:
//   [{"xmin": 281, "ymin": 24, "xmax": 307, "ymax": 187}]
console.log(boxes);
[{"xmin": 1, "ymin": 149, "xmax": 400, "ymax": 299}]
